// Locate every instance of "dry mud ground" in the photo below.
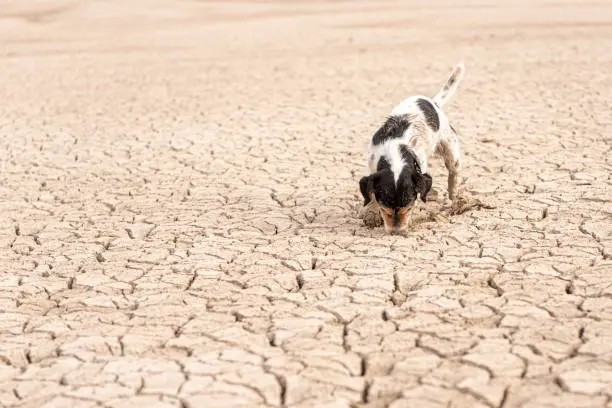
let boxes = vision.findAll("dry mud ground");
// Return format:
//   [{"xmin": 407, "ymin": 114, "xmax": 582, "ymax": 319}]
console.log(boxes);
[{"xmin": 1, "ymin": 0, "xmax": 611, "ymax": 407}]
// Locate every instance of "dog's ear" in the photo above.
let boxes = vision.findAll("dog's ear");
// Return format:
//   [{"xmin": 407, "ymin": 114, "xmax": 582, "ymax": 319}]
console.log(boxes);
[
  {"xmin": 360, "ymin": 173, "xmax": 382, "ymax": 206},
  {"xmin": 413, "ymin": 173, "xmax": 433, "ymax": 202},
  {"xmin": 359, "ymin": 175, "xmax": 374, "ymax": 206}
]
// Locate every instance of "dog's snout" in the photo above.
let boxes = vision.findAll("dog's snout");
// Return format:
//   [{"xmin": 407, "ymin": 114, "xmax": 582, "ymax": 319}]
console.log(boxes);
[
  {"xmin": 392, "ymin": 224, "xmax": 407, "ymax": 233},
  {"xmin": 380, "ymin": 206, "xmax": 411, "ymax": 234},
  {"xmin": 393, "ymin": 213, "xmax": 402, "ymax": 224}
]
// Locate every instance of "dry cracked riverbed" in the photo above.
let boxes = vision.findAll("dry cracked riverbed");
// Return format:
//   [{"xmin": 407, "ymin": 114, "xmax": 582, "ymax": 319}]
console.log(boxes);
[{"xmin": 1, "ymin": 0, "xmax": 611, "ymax": 407}]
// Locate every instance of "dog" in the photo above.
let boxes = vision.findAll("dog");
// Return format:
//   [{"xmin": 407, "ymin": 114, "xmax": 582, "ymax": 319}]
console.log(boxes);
[{"xmin": 359, "ymin": 62, "xmax": 465, "ymax": 233}]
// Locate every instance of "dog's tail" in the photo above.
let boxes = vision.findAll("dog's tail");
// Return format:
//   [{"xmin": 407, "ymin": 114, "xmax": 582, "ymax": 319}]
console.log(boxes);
[{"xmin": 433, "ymin": 62, "xmax": 465, "ymax": 107}]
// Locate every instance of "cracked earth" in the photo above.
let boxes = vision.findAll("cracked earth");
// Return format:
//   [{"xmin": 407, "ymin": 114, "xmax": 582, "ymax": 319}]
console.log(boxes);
[{"xmin": 1, "ymin": 0, "xmax": 611, "ymax": 407}]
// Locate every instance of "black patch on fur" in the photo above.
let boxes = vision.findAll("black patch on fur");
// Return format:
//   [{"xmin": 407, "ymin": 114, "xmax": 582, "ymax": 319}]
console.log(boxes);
[
  {"xmin": 368, "ymin": 169, "xmax": 398, "ymax": 209},
  {"xmin": 359, "ymin": 176, "xmax": 374, "ymax": 206},
  {"xmin": 361, "ymin": 156, "xmax": 392, "ymax": 205},
  {"xmin": 377, "ymin": 157, "xmax": 390, "ymax": 172},
  {"xmin": 415, "ymin": 173, "xmax": 433, "ymax": 202},
  {"xmin": 416, "ymin": 98, "xmax": 440, "ymax": 132},
  {"xmin": 399, "ymin": 145, "xmax": 432, "ymax": 202},
  {"xmin": 399, "ymin": 145, "xmax": 420, "ymax": 173},
  {"xmin": 359, "ymin": 157, "xmax": 392, "ymax": 206},
  {"xmin": 372, "ymin": 115, "xmax": 411, "ymax": 146}
]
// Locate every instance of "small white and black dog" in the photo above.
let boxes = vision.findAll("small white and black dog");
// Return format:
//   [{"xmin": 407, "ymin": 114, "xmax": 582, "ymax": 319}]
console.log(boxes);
[{"xmin": 359, "ymin": 62, "xmax": 465, "ymax": 233}]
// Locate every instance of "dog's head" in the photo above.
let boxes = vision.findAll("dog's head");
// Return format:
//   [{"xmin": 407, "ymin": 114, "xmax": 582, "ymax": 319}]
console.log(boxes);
[{"xmin": 360, "ymin": 156, "xmax": 432, "ymax": 233}]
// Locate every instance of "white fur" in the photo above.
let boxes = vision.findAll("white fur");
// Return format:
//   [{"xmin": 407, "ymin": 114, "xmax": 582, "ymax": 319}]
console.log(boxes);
[{"xmin": 369, "ymin": 139, "xmax": 408, "ymax": 184}]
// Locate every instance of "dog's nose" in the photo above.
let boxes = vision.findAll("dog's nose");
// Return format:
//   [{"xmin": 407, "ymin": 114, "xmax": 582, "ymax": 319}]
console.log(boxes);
[{"xmin": 391, "ymin": 224, "xmax": 408, "ymax": 234}]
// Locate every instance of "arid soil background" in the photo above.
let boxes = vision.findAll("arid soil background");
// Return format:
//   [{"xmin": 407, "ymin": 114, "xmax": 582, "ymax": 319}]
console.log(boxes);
[{"xmin": 1, "ymin": 0, "xmax": 611, "ymax": 407}]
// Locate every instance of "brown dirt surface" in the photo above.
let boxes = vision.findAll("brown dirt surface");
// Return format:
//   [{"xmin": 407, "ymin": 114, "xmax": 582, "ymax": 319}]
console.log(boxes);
[{"xmin": 1, "ymin": 0, "xmax": 611, "ymax": 407}]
